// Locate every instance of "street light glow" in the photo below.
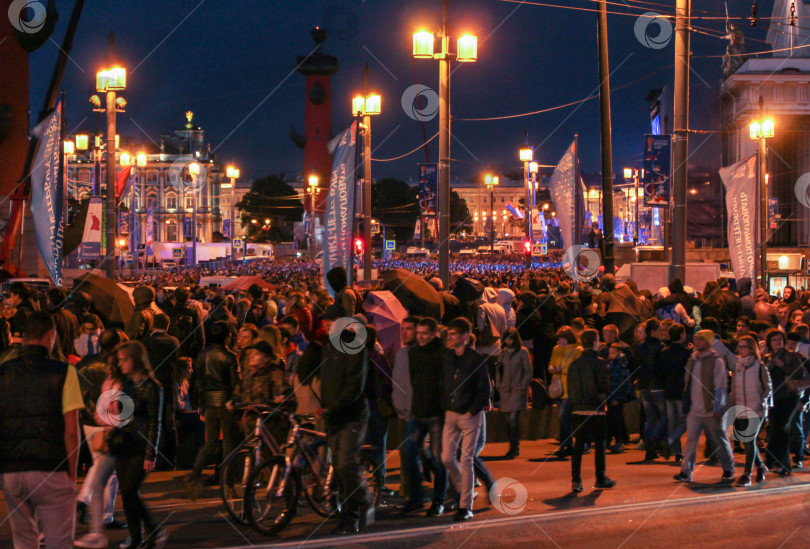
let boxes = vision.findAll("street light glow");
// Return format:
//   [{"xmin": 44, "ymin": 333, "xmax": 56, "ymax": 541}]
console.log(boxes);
[
  {"xmin": 529, "ymin": 161, "xmax": 539, "ymax": 174},
  {"xmin": 75, "ymin": 134, "xmax": 89, "ymax": 150},
  {"xmin": 519, "ymin": 147, "xmax": 533, "ymax": 162},
  {"xmin": 457, "ymin": 35, "xmax": 478, "ymax": 62},
  {"xmin": 364, "ymin": 94, "xmax": 381, "ymax": 116},
  {"xmin": 136, "ymin": 152, "xmax": 147, "ymax": 167},
  {"xmin": 308, "ymin": 175, "xmax": 318, "ymax": 188},
  {"xmin": 96, "ymin": 67, "xmax": 127, "ymax": 92},
  {"xmin": 623, "ymin": 167, "xmax": 633, "ymax": 179},
  {"xmin": 413, "ymin": 30, "xmax": 434, "ymax": 58},
  {"xmin": 761, "ymin": 118, "xmax": 775, "ymax": 139},
  {"xmin": 749, "ymin": 120, "xmax": 761, "ymax": 140},
  {"xmin": 352, "ymin": 95, "xmax": 365, "ymax": 115},
  {"xmin": 120, "ymin": 152, "xmax": 131, "ymax": 166},
  {"xmin": 64, "ymin": 141, "xmax": 75, "ymax": 154},
  {"xmin": 188, "ymin": 162, "xmax": 200, "ymax": 176}
]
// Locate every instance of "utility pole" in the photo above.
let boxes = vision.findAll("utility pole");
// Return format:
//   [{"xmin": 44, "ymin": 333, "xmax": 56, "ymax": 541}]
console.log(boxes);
[
  {"xmin": 438, "ymin": 0, "xmax": 451, "ymax": 288},
  {"xmin": 363, "ymin": 63, "xmax": 372, "ymax": 282},
  {"xmin": 670, "ymin": 0, "xmax": 691, "ymax": 283},
  {"xmin": 597, "ymin": 0, "xmax": 615, "ymax": 274}
]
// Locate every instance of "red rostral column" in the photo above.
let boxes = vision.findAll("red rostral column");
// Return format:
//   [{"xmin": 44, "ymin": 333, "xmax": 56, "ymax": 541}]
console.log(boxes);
[{"xmin": 293, "ymin": 27, "xmax": 338, "ymax": 217}]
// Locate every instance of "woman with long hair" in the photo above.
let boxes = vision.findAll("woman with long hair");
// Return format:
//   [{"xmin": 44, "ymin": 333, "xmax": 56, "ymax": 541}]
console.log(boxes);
[
  {"xmin": 496, "ymin": 328, "xmax": 532, "ymax": 458},
  {"xmin": 257, "ymin": 325, "xmax": 286, "ymax": 363},
  {"xmin": 549, "ymin": 327, "xmax": 582, "ymax": 459},
  {"xmin": 730, "ymin": 335, "xmax": 771, "ymax": 486},
  {"xmin": 109, "ymin": 341, "xmax": 167, "ymax": 549}
]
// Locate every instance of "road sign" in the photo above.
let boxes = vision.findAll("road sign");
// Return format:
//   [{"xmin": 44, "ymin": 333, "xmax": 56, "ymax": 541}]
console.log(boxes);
[
  {"xmin": 233, "ymin": 238, "xmax": 243, "ymax": 248},
  {"xmin": 371, "ymin": 222, "xmax": 380, "ymax": 235},
  {"xmin": 385, "ymin": 240, "xmax": 395, "ymax": 251},
  {"xmin": 532, "ymin": 243, "xmax": 546, "ymax": 257},
  {"xmin": 172, "ymin": 248, "xmax": 183, "ymax": 259}
]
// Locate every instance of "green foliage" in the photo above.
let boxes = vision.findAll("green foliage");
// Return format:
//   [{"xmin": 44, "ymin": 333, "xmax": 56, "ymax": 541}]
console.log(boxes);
[
  {"xmin": 371, "ymin": 177, "xmax": 419, "ymax": 240},
  {"xmin": 236, "ymin": 175, "xmax": 303, "ymax": 242}
]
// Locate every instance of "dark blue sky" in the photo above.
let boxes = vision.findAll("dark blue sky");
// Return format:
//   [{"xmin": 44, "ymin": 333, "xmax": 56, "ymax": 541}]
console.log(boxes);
[{"xmin": 30, "ymin": 0, "xmax": 780, "ymax": 183}]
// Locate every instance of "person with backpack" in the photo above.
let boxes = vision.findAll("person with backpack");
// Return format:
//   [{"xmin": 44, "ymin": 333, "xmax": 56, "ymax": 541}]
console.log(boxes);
[
  {"xmin": 126, "ymin": 286, "xmax": 156, "ymax": 341},
  {"xmin": 326, "ymin": 266, "xmax": 363, "ymax": 317},
  {"xmin": 654, "ymin": 287, "xmax": 695, "ymax": 329},
  {"xmin": 730, "ymin": 335, "xmax": 772, "ymax": 486},
  {"xmin": 168, "ymin": 288, "xmax": 204, "ymax": 361}
]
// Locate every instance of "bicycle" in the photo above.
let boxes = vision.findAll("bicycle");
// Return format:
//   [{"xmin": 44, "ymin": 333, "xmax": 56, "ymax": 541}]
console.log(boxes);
[
  {"xmin": 219, "ymin": 404, "xmax": 285, "ymax": 525},
  {"xmin": 244, "ymin": 413, "xmax": 380, "ymax": 536}
]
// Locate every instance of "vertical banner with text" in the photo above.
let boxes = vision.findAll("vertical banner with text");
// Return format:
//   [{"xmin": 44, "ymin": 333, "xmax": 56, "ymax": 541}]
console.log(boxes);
[
  {"xmin": 547, "ymin": 140, "xmax": 577, "ymax": 249},
  {"xmin": 719, "ymin": 155, "xmax": 757, "ymax": 283},
  {"xmin": 30, "ymin": 105, "xmax": 63, "ymax": 286},
  {"xmin": 643, "ymin": 134, "xmax": 672, "ymax": 207},
  {"xmin": 79, "ymin": 198, "xmax": 103, "ymax": 261},
  {"xmin": 322, "ymin": 121, "xmax": 358, "ymax": 295},
  {"xmin": 418, "ymin": 163, "xmax": 438, "ymax": 217}
]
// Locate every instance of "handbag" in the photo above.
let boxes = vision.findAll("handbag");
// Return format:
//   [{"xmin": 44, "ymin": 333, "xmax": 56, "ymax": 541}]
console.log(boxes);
[
  {"xmin": 548, "ymin": 376, "xmax": 564, "ymax": 400},
  {"xmin": 90, "ymin": 427, "xmax": 111, "ymax": 454}
]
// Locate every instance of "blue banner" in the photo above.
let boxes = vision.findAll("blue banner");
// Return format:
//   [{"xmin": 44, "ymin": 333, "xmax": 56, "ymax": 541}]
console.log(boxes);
[
  {"xmin": 418, "ymin": 163, "xmax": 438, "ymax": 216},
  {"xmin": 222, "ymin": 218, "xmax": 231, "ymax": 239},
  {"xmin": 146, "ymin": 206, "xmax": 154, "ymax": 255},
  {"xmin": 31, "ymin": 105, "xmax": 63, "ymax": 286},
  {"xmin": 643, "ymin": 134, "xmax": 672, "ymax": 207},
  {"xmin": 719, "ymin": 155, "xmax": 757, "ymax": 284},
  {"xmin": 547, "ymin": 140, "xmax": 577, "ymax": 249},
  {"xmin": 184, "ymin": 217, "xmax": 192, "ymax": 240},
  {"xmin": 322, "ymin": 121, "xmax": 358, "ymax": 294}
]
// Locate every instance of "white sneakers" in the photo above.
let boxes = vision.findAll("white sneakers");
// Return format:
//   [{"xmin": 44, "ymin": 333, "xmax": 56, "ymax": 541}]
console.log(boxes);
[{"xmin": 74, "ymin": 533, "xmax": 109, "ymax": 548}]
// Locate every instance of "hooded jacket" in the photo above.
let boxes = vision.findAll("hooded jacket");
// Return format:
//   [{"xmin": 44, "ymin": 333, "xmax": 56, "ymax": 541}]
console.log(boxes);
[
  {"xmin": 497, "ymin": 288, "xmax": 517, "ymax": 329},
  {"xmin": 126, "ymin": 286, "xmax": 155, "ymax": 341}
]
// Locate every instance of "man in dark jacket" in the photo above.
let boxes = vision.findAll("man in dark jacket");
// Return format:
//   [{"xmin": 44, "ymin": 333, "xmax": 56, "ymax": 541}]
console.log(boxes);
[
  {"xmin": 47, "ymin": 288, "xmax": 79, "ymax": 359},
  {"xmin": 634, "ymin": 318, "xmax": 666, "ymax": 460},
  {"xmin": 8, "ymin": 281, "xmax": 39, "ymax": 338},
  {"xmin": 143, "ymin": 314, "xmax": 181, "ymax": 470},
  {"xmin": 184, "ymin": 321, "xmax": 239, "ymax": 497},
  {"xmin": 167, "ymin": 287, "xmax": 205, "ymax": 360},
  {"xmin": 440, "ymin": 318, "xmax": 490, "ymax": 522},
  {"xmin": 126, "ymin": 285, "xmax": 156, "ymax": 341},
  {"xmin": 400, "ymin": 317, "xmax": 448, "ymax": 516},
  {"xmin": 0, "ymin": 311, "xmax": 83, "ymax": 548},
  {"xmin": 661, "ymin": 323, "xmax": 692, "ymax": 463},
  {"xmin": 300, "ymin": 305, "xmax": 370, "ymax": 534},
  {"xmin": 567, "ymin": 328, "xmax": 615, "ymax": 492}
]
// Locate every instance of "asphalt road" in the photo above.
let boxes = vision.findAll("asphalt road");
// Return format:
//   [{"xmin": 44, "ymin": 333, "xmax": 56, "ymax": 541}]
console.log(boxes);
[{"xmin": 3, "ymin": 439, "xmax": 810, "ymax": 548}]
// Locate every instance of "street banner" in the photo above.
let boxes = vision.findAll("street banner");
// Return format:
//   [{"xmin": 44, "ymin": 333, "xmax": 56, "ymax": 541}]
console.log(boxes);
[
  {"xmin": 30, "ymin": 105, "xmax": 63, "ymax": 286},
  {"xmin": 145, "ymin": 205, "xmax": 154, "ymax": 256},
  {"xmin": 768, "ymin": 197, "xmax": 779, "ymax": 230},
  {"xmin": 115, "ymin": 165, "xmax": 134, "ymax": 202},
  {"xmin": 418, "ymin": 163, "xmax": 438, "ymax": 216},
  {"xmin": 547, "ymin": 140, "xmax": 577, "ymax": 249},
  {"xmin": 414, "ymin": 218, "xmax": 421, "ymax": 239},
  {"xmin": 322, "ymin": 121, "xmax": 358, "ymax": 294},
  {"xmin": 720, "ymin": 154, "xmax": 757, "ymax": 283},
  {"xmin": 222, "ymin": 219, "xmax": 231, "ymax": 239},
  {"xmin": 184, "ymin": 217, "xmax": 192, "ymax": 239},
  {"xmin": 506, "ymin": 202, "xmax": 524, "ymax": 220},
  {"xmin": 643, "ymin": 134, "xmax": 672, "ymax": 207},
  {"xmin": 79, "ymin": 197, "xmax": 103, "ymax": 261}
]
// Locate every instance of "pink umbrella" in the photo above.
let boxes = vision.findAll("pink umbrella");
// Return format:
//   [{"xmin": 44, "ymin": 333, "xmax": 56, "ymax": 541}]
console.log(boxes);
[{"xmin": 364, "ymin": 290, "xmax": 408, "ymax": 362}]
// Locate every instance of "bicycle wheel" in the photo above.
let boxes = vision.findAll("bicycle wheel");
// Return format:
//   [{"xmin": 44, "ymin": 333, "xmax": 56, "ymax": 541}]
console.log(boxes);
[
  {"xmin": 220, "ymin": 445, "xmax": 257, "ymax": 525},
  {"xmin": 360, "ymin": 452, "xmax": 379, "ymax": 508},
  {"xmin": 245, "ymin": 456, "xmax": 298, "ymax": 536},
  {"xmin": 302, "ymin": 440, "xmax": 340, "ymax": 517}
]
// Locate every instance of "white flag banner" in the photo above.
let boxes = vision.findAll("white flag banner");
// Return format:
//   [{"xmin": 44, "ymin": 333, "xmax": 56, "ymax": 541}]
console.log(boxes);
[
  {"xmin": 547, "ymin": 140, "xmax": 577, "ymax": 249},
  {"xmin": 719, "ymin": 154, "xmax": 758, "ymax": 282}
]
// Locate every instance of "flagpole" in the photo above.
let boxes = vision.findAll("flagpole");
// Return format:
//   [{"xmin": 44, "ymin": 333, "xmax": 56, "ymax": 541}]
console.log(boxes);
[
  {"xmin": 60, "ymin": 92, "xmax": 68, "ymax": 276},
  {"xmin": 574, "ymin": 133, "xmax": 580, "ymax": 292}
]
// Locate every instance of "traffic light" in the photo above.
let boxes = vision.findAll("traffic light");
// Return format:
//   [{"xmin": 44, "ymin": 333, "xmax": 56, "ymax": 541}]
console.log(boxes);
[
  {"xmin": 523, "ymin": 240, "xmax": 531, "ymax": 255},
  {"xmin": 355, "ymin": 238, "xmax": 364, "ymax": 255}
]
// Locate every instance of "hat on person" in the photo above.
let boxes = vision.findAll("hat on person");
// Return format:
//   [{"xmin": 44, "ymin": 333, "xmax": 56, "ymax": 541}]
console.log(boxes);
[
  {"xmin": 429, "ymin": 277, "xmax": 444, "ymax": 291},
  {"xmin": 694, "ymin": 329, "xmax": 714, "ymax": 346},
  {"xmin": 323, "ymin": 304, "xmax": 344, "ymax": 320},
  {"xmin": 247, "ymin": 340, "xmax": 275, "ymax": 357},
  {"xmin": 656, "ymin": 287, "xmax": 671, "ymax": 299}
]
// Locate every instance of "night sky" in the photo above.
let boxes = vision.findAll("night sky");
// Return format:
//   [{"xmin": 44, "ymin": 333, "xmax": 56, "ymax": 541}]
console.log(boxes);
[{"xmin": 29, "ymin": 0, "xmax": 781, "ymax": 183}]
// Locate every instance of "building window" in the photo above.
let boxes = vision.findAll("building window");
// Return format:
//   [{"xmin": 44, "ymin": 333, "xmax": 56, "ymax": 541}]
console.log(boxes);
[
  {"xmin": 147, "ymin": 192, "xmax": 158, "ymax": 209},
  {"xmin": 184, "ymin": 194, "xmax": 193, "ymax": 210},
  {"xmin": 483, "ymin": 196, "xmax": 487, "ymax": 204},
  {"xmin": 166, "ymin": 220, "xmax": 178, "ymax": 242},
  {"xmin": 501, "ymin": 196, "xmax": 505, "ymax": 203},
  {"xmin": 146, "ymin": 172, "xmax": 158, "ymax": 184},
  {"xmin": 166, "ymin": 193, "xmax": 177, "ymax": 210}
]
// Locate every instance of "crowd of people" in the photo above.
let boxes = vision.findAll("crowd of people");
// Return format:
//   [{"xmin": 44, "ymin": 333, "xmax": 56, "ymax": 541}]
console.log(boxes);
[{"xmin": 2, "ymin": 255, "xmax": 810, "ymax": 547}]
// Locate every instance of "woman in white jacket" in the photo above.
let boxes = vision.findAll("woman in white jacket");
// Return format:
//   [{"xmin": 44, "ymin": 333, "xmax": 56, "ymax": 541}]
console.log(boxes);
[{"xmin": 729, "ymin": 335, "xmax": 772, "ymax": 486}]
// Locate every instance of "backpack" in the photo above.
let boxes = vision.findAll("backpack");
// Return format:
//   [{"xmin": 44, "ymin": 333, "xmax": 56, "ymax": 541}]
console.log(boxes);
[
  {"xmin": 476, "ymin": 306, "xmax": 499, "ymax": 347},
  {"xmin": 529, "ymin": 378, "xmax": 550, "ymax": 409},
  {"xmin": 169, "ymin": 308, "xmax": 197, "ymax": 358},
  {"xmin": 657, "ymin": 303, "xmax": 680, "ymax": 322}
]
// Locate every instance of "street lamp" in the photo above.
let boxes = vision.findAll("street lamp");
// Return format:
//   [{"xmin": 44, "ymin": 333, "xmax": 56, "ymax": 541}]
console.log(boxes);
[
  {"xmin": 352, "ymin": 72, "xmax": 381, "ymax": 282},
  {"xmin": 750, "ymin": 102, "xmax": 775, "ymax": 292},
  {"xmin": 308, "ymin": 174, "xmax": 318, "ymax": 259},
  {"xmin": 624, "ymin": 167, "xmax": 641, "ymax": 259},
  {"xmin": 189, "ymin": 162, "xmax": 200, "ymax": 267},
  {"xmin": 484, "ymin": 174, "xmax": 499, "ymax": 251},
  {"xmin": 412, "ymin": 7, "xmax": 478, "ymax": 287},
  {"xmin": 520, "ymin": 147, "xmax": 533, "ymax": 267},
  {"xmin": 96, "ymin": 64, "xmax": 126, "ymax": 279},
  {"xmin": 225, "ymin": 165, "xmax": 240, "ymax": 262}
]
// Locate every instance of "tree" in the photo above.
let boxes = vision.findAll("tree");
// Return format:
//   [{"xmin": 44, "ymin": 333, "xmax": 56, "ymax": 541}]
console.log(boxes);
[
  {"xmin": 237, "ymin": 175, "xmax": 303, "ymax": 242},
  {"xmin": 371, "ymin": 177, "xmax": 419, "ymax": 240},
  {"xmin": 450, "ymin": 190, "xmax": 471, "ymax": 233}
]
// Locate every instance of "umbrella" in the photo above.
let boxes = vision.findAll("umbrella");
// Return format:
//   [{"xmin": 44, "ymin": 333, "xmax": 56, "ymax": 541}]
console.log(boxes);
[
  {"xmin": 221, "ymin": 276, "xmax": 276, "ymax": 292},
  {"xmin": 380, "ymin": 268, "xmax": 444, "ymax": 319},
  {"xmin": 118, "ymin": 283, "xmax": 162, "ymax": 315},
  {"xmin": 73, "ymin": 273, "xmax": 134, "ymax": 324},
  {"xmin": 364, "ymin": 290, "xmax": 408, "ymax": 360},
  {"xmin": 452, "ymin": 277, "xmax": 484, "ymax": 302}
]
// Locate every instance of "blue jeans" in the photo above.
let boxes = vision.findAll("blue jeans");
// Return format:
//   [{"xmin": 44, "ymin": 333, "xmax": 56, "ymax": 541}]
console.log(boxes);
[
  {"xmin": 473, "ymin": 413, "xmax": 494, "ymax": 490},
  {"xmin": 558, "ymin": 398, "xmax": 573, "ymax": 452},
  {"xmin": 365, "ymin": 409, "xmax": 389, "ymax": 487},
  {"xmin": 641, "ymin": 390, "xmax": 667, "ymax": 444},
  {"xmin": 402, "ymin": 416, "xmax": 447, "ymax": 504},
  {"xmin": 665, "ymin": 399, "xmax": 687, "ymax": 455}
]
